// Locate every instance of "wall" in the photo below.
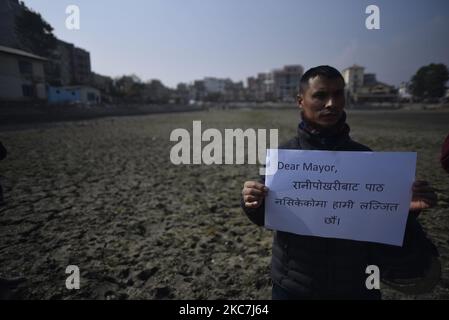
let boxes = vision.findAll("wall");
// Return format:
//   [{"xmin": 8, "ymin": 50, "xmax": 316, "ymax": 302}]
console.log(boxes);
[
  {"xmin": 47, "ymin": 87, "xmax": 81, "ymax": 103},
  {"xmin": 0, "ymin": 52, "xmax": 46, "ymax": 101}
]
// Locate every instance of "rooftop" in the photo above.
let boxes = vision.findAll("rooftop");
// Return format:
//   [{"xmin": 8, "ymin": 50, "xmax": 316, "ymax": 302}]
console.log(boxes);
[
  {"xmin": 343, "ymin": 64, "xmax": 365, "ymax": 71},
  {"xmin": 0, "ymin": 45, "xmax": 47, "ymax": 61}
]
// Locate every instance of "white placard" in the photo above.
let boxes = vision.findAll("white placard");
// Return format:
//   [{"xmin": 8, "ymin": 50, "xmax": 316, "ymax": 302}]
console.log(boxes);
[{"xmin": 264, "ymin": 149, "xmax": 416, "ymax": 246}]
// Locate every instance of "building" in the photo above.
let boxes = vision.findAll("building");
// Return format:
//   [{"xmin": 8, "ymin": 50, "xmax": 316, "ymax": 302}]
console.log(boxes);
[
  {"xmin": 203, "ymin": 77, "xmax": 228, "ymax": 94},
  {"xmin": 72, "ymin": 46, "xmax": 91, "ymax": 84},
  {"xmin": 0, "ymin": 1, "xmax": 92, "ymax": 87},
  {"xmin": 363, "ymin": 73, "xmax": 377, "ymax": 86},
  {"xmin": 342, "ymin": 65, "xmax": 365, "ymax": 96},
  {"xmin": 246, "ymin": 65, "xmax": 303, "ymax": 102},
  {"xmin": 199, "ymin": 77, "xmax": 245, "ymax": 102},
  {"xmin": 0, "ymin": 45, "xmax": 47, "ymax": 101},
  {"xmin": 189, "ymin": 80, "xmax": 206, "ymax": 102},
  {"xmin": 342, "ymin": 65, "xmax": 398, "ymax": 104},
  {"xmin": 0, "ymin": 0, "xmax": 23, "ymax": 49},
  {"xmin": 247, "ymin": 73, "xmax": 271, "ymax": 101},
  {"xmin": 47, "ymin": 86, "xmax": 101, "ymax": 104},
  {"xmin": 47, "ymin": 40, "xmax": 92, "ymax": 86},
  {"xmin": 355, "ymin": 82, "xmax": 398, "ymax": 103},
  {"xmin": 223, "ymin": 80, "xmax": 245, "ymax": 102},
  {"xmin": 271, "ymin": 65, "xmax": 304, "ymax": 102},
  {"xmin": 56, "ymin": 40, "xmax": 74, "ymax": 86}
]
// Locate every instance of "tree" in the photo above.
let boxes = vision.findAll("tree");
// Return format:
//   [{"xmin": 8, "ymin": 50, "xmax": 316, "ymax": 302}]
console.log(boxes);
[
  {"xmin": 175, "ymin": 83, "xmax": 190, "ymax": 104},
  {"xmin": 15, "ymin": 2, "xmax": 57, "ymax": 58},
  {"xmin": 410, "ymin": 64, "xmax": 449, "ymax": 101},
  {"xmin": 113, "ymin": 75, "xmax": 146, "ymax": 102},
  {"xmin": 144, "ymin": 80, "xmax": 171, "ymax": 104}
]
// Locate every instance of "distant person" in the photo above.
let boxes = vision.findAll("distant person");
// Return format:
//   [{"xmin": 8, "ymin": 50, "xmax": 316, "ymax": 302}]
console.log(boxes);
[
  {"xmin": 0, "ymin": 141, "xmax": 6, "ymax": 205},
  {"xmin": 241, "ymin": 66, "xmax": 440, "ymax": 299},
  {"xmin": 441, "ymin": 133, "xmax": 449, "ymax": 174}
]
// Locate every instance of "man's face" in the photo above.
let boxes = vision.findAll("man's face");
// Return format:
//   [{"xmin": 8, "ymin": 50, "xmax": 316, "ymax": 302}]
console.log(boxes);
[{"xmin": 297, "ymin": 76, "xmax": 346, "ymax": 128}]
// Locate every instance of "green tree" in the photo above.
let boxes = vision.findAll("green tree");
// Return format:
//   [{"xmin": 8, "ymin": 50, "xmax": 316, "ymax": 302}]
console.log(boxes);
[
  {"xmin": 113, "ymin": 75, "xmax": 146, "ymax": 102},
  {"xmin": 14, "ymin": 2, "xmax": 57, "ymax": 58},
  {"xmin": 410, "ymin": 63, "xmax": 449, "ymax": 100},
  {"xmin": 144, "ymin": 80, "xmax": 170, "ymax": 103}
]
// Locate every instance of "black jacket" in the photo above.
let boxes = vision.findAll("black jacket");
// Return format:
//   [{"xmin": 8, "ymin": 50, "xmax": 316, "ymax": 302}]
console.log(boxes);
[
  {"xmin": 241, "ymin": 123, "xmax": 439, "ymax": 299},
  {"xmin": 0, "ymin": 142, "xmax": 6, "ymax": 161}
]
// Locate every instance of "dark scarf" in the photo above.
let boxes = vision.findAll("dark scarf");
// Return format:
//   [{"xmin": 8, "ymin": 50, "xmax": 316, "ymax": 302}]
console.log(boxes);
[{"xmin": 298, "ymin": 111, "xmax": 350, "ymax": 149}]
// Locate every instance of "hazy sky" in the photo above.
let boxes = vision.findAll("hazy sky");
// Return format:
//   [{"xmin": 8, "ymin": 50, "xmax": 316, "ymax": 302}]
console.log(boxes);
[{"xmin": 22, "ymin": 0, "xmax": 449, "ymax": 88}]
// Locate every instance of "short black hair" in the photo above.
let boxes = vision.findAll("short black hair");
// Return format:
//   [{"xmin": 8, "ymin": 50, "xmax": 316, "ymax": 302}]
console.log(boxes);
[{"xmin": 299, "ymin": 65, "xmax": 345, "ymax": 94}]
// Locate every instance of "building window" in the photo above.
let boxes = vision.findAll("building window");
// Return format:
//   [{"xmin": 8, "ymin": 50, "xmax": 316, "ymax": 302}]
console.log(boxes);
[
  {"xmin": 18, "ymin": 60, "xmax": 33, "ymax": 75},
  {"xmin": 22, "ymin": 84, "xmax": 35, "ymax": 97}
]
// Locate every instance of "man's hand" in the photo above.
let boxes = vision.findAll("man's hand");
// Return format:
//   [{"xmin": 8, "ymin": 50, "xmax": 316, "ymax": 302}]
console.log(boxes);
[
  {"xmin": 410, "ymin": 180, "xmax": 437, "ymax": 212},
  {"xmin": 242, "ymin": 181, "xmax": 268, "ymax": 209}
]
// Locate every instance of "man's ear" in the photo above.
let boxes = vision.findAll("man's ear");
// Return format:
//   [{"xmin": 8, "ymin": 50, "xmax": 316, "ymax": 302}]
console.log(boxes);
[{"xmin": 297, "ymin": 94, "xmax": 303, "ymax": 109}]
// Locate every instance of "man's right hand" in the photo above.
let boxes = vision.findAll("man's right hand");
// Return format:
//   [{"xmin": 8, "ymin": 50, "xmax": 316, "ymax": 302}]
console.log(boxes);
[{"xmin": 242, "ymin": 181, "xmax": 268, "ymax": 209}]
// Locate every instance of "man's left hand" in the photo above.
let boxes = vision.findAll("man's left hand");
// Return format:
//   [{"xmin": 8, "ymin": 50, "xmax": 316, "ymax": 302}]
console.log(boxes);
[{"xmin": 410, "ymin": 180, "xmax": 438, "ymax": 212}]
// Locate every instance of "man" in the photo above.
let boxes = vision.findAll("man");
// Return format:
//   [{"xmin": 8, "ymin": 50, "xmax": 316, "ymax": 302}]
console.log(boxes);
[{"xmin": 241, "ymin": 66, "xmax": 440, "ymax": 299}]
